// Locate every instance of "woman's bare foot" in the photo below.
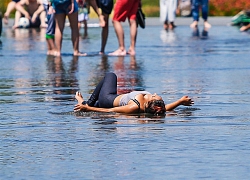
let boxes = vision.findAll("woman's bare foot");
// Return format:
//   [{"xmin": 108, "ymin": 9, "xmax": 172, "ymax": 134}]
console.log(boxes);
[
  {"xmin": 190, "ymin": 21, "xmax": 198, "ymax": 28},
  {"xmin": 127, "ymin": 48, "xmax": 136, "ymax": 56},
  {"xmin": 54, "ymin": 51, "xmax": 61, "ymax": 57},
  {"xmin": 12, "ymin": 24, "xmax": 19, "ymax": 30},
  {"xmin": 75, "ymin": 91, "xmax": 84, "ymax": 103},
  {"xmin": 108, "ymin": 48, "xmax": 126, "ymax": 56},
  {"xmin": 99, "ymin": 15, "xmax": 105, "ymax": 27},
  {"xmin": 204, "ymin": 21, "xmax": 211, "ymax": 29},
  {"xmin": 73, "ymin": 51, "xmax": 87, "ymax": 56}
]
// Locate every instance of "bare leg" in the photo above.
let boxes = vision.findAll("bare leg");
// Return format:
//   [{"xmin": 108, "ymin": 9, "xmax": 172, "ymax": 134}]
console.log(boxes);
[
  {"xmin": 100, "ymin": 13, "xmax": 109, "ymax": 54},
  {"xmin": 127, "ymin": 19, "xmax": 137, "ymax": 56},
  {"xmin": 4, "ymin": 1, "xmax": 17, "ymax": 25},
  {"xmin": 109, "ymin": 20, "xmax": 126, "ymax": 56},
  {"xmin": 83, "ymin": 20, "xmax": 88, "ymax": 38},
  {"xmin": 12, "ymin": 11, "xmax": 22, "ymax": 29},
  {"xmin": 54, "ymin": 13, "xmax": 66, "ymax": 56},
  {"xmin": 39, "ymin": 11, "xmax": 48, "ymax": 28},
  {"xmin": 88, "ymin": 0, "xmax": 105, "ymax": 27},
  {"xmin": 68, "ymin": 11, "xmax": 86, "ymax": 56},
  {"xmin": 46, "ymin": 38, "xmax": 55, "ymax": 55}
]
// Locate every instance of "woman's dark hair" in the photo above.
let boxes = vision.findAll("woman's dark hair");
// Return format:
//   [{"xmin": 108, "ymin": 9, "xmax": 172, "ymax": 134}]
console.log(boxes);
[{"xmin": 145, "ymin": 100, "xmax": 166, "ymax": 115}]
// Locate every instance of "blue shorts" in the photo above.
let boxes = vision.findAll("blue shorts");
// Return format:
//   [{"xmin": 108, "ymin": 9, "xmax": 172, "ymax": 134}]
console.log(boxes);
[
  {"xmin": 12, "ymin": 0, "xmax": 20, "ymax": 3},
  {"xmin": 96, "ymin": 0, "xmax": 113, "ymax": 15},
  {"xmin": 43, "ymin": 4, "xmax": 55, "ymax": 36},
  {"xmin": 52, "ymin": 0, "xmax": 78, "ymax": 14}
]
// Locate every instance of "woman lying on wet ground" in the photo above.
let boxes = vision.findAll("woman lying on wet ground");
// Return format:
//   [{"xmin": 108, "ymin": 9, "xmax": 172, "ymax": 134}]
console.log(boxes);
[{"xmin": 74, "ymin": 72, "xmax": 194, "ymax": 115}]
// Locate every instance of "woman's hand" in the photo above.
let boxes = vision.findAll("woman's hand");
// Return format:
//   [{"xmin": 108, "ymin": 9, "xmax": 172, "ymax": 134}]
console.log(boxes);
[
  {"xmin": 74, "ymin": 103, "xmax": 88, "ymax": 112},
  {"xmin": 179, "ymin": 96, "xmax": 194, "ymax": 106},
  {"xmin": 68, "ymin": 2, "xmax": 74, "ymax": 14}
]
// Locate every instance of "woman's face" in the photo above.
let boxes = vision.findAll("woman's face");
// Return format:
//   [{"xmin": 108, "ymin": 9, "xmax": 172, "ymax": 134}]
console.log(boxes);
[{"xmin": 149, "ymin": 93, "xmax": 163, "ymax": 101}]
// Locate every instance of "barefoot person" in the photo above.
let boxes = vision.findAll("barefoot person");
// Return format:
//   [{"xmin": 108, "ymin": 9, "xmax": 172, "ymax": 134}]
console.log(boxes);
[
  {"xmin": 87, "ymin": 0, "xmax": 113, "ymax": 54},
  {"xmin": 190, "ymin": 0, "xmax": 211, "ymax": 29},
  {"xmin": 51, "ymin": 0, "xmax": 86, "ymax": 56},
  {"xmin": 13, "ymin": 0, "xmax": 47, "ymax": 29},
  {"xmin": 108, "ymin": 0, "xmax": 139, "ymax": 56},
  {"xmin": 74, "ymin": 72, "xmax": 194, "ymax": 114},
  {"xmin": 43, "ymin": 0, "xmax": 55, "ymax": 55},
  {"xmin": 3, "ymin": 0, "xmax": 20, "ymax": 25}
]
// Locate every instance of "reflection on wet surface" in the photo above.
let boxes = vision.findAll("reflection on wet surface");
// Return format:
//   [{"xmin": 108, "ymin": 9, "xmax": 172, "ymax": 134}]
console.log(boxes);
[{"xmin": 0, "ymin": 24, "xmax": 250, "ymax": 179}]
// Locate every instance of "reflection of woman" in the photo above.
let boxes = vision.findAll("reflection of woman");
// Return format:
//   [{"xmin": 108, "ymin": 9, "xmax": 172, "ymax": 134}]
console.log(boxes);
[{"xmin": 74, "ymin": 72, "xmax": 194, "ymax": 115}]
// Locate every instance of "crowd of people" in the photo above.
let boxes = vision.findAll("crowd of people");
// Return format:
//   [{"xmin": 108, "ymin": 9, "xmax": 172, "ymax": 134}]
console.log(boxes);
[
  {"xmin": 2, "ymin": 0, "xmax": 142, "ymax": 56},
  {"xmin": 2, "ymin": 0, "xmax": 249, "ymax": 115},
  {"xmin": 2, "ymin": 0, "xmax": 249, "ymax": 56}
]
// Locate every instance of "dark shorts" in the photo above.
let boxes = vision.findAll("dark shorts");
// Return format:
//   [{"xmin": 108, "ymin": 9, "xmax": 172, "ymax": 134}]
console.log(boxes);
[
  {"xmin": 52, "ymin": 0, "xmax": 78, "ymax": 14},
  {"xmin": 29, "ymin": 16, "xmax": 41, "ymax": 28},
  {"xmin": 96, "ymin": 0, "xmax": 113, "ymax": 15},
  {"xmin": 12, "ymin": 0, "xmax": 20, "ymax": 3}
]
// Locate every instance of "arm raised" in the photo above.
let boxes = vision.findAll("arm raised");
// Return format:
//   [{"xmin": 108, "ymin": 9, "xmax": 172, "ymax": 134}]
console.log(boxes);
[{"xmin": 165, "ymin": 96, "xmax": 194, "ymax": 111}]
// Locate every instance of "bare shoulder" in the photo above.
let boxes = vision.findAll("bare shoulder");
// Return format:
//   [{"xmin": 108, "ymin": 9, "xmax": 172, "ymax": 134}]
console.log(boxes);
[{"xmin": 36, "ymin": 0, "xmax": 43, "ymax": 4}]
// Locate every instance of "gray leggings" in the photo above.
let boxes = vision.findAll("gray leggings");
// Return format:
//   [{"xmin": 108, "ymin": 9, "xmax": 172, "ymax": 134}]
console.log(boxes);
[{"xmin": 87, "ymin": 72, "xmax": 119, "ymax": 108}]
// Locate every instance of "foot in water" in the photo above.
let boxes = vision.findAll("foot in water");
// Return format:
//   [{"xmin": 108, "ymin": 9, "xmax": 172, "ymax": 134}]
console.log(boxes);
[
  {"xmin": 204, "ymin": 21, "xmax": 211, "ymax": 29},
  {"xmin": 190, "ymin": 21, "xmax": 198, "ymax": 28},
  {"xmin": 75, "ymin": 91, "xmax": 84, "ymax": 104},
  {"xmin": 108, "ymin": 48, "xmax": 126, "ymax": 56},
  {"xmin": 73, "ymin": 51, "xmax": 87, "ymax": 56},
  {"xmin": 127, "ymin": 48, "xmax": 136, "ymax": 56}
]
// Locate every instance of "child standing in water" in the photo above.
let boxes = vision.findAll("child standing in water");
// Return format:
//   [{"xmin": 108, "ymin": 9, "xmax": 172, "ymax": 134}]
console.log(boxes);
[
  {"xmin": 77, "ymin": 0, "xmax": 89, "ymax": 38},
  {"xmin": 43, "ymin": 0, "xmax": 56, "ymax": 55}
]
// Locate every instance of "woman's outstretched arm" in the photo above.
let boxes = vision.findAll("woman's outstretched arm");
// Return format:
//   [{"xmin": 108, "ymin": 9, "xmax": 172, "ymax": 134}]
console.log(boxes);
[
  {"xmin": 74, "ymin": 103, "xmax": 139, "ymax": 114},
  {"xmin": 165, "ymin": 96, "xmax": 194, "ymax": 111}
]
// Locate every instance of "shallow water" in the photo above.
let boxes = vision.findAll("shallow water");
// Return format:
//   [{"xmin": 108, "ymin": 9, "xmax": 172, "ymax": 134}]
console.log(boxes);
[{"xmin": 1, "ymin": 22, "xmax": 250, "ymax": 179}]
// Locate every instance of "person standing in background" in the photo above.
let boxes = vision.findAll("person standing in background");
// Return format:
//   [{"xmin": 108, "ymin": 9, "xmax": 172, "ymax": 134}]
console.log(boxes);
[
  {"xmin": 51, "ymin": 0, "xmax": 86, "ymax": 56},
  {"xmin": 190, "ymin": 0, "xmax": 211, "ymax": 29},
  {"xmin": 43, "ymin": 0, "xmax": 55, "ymax": 55},
  {"xmin": 109, "ymin": 0, "xmax": 139, "ymax": 56},
  {"xmin": 77, "ymin": 0, "xmax": 89, "ymax": 38},
  {"xmin": 87, "ymin": 0, "xmax": 113, "ymax": 54},
  {"xmin": 3, "ymin": 0, "xmax": 20, "ymax": 25},
  {"xmin": 160, "ymin": 0, "xmax": 178, "ymax": 30}
]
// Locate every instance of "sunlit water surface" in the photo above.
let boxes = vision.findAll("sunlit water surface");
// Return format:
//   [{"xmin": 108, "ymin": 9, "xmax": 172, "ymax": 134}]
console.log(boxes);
[{"xmin": 0, "ymin": 22, "xmax": 250, "ymax": 179}]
